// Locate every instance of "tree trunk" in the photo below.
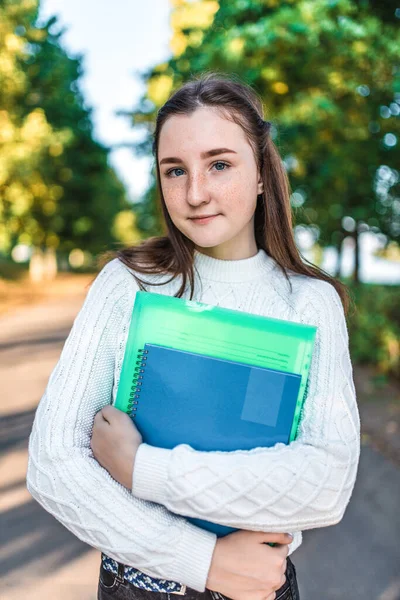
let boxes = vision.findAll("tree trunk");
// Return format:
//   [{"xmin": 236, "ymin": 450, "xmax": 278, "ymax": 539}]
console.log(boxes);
[
  {"xmin": 29, "ymin": 248, "xmax": 44, "ymax": 282},
  {"xmin": 29, "ymin": 247, "xmax": 58, "ymax": 281},
  {"xmin": 353, "ymin": 227, "xmax": 360, "ymax": 284},
  {"xmin": 332, "ymin": 240, "xmax": 342, "ymax": 278},
  {"xmin": 43, "ymin": 248, "xmax": 58, "ymax": 279},
  {"xmin": 337, "ymin": 240, "xmax": 343, "ymax": 278}
]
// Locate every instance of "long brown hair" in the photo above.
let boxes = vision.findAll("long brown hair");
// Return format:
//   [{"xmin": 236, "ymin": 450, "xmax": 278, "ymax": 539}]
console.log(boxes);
[{"xmin": 101, "ymin": 71, "xmax": 353, "ymax": 315}]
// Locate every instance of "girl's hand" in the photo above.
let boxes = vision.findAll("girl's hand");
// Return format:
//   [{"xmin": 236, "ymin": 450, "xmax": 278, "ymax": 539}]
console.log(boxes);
[
  {"xmin": 206, "ymin": 530, "xmax": 292, "ymax": 600},
  {"xmin": 90, "ymin": 405, "xmax": 143, "ymax": 489}
]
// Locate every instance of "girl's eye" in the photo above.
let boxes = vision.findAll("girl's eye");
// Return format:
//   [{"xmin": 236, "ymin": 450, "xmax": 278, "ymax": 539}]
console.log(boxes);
[{"xmin": 165, "ymin": 161, "xmax": 230, "ymax": 178}]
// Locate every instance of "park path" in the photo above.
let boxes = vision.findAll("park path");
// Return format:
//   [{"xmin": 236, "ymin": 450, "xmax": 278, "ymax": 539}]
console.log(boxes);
[
  {"xmin": 0, "ymin": 283, "xmax": 399, "ymax": 600},
  {"xmin": 0, "ymin": 286, "xmax": 101, "ymax": 600}
]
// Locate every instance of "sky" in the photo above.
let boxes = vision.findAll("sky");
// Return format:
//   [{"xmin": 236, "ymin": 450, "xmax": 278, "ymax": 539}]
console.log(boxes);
[
  {"xmin": 39, "ymin": 0, "xmax": 172, "ymax": 202},
  {"xmin": 37, "ymin": 1, "xmax": 400, "ymax": 284}
]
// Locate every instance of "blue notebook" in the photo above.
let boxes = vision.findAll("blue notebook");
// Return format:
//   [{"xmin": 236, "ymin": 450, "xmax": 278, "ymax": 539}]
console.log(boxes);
[{"xmin": 130, "ymin": 342, "xmax": 302, "ymax": 536}]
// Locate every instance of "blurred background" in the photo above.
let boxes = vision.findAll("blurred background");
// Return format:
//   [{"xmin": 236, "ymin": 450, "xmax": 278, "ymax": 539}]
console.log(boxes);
[{"xmin": 1, "ymin": 0, "xmax": 399, "ymax": 599}]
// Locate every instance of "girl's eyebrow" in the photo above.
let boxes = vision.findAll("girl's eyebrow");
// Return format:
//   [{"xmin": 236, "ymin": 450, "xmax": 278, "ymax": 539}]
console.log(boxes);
[{"xmin": 159, "ymin": 147, "xmax": 237, "ymax": 166}]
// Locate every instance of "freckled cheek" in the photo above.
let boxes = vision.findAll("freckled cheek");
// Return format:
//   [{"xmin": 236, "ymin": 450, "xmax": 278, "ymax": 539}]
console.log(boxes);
[
  {"xmin": 164, "ymin": 194, "xmax": 187, "ymax": 219},
  {"xmin": 223, "ymin": 182, "xmax": 255, "ymax": 214}
]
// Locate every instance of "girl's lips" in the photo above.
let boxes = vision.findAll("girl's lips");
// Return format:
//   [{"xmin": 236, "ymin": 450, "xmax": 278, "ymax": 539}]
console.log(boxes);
[{"xmin": 190, "ymin": 214, "xmax": 219, "ymax": 224}]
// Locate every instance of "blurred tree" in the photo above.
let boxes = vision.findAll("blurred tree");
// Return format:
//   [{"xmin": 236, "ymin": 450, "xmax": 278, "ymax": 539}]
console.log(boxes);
[
  {"xmin": 0, "ymin": 0, "xmax": 68, "ymax": 255},
  {"xmin": 121, "ymin": 0, "xmax": 399, "ymax": 283},
  {"xmin": 0, "ymin": 0, "xmax": 136, "ymax": 269},
  {"xmin": 24, "ymin": 14, "xmax": 134, "ymax": 260}
]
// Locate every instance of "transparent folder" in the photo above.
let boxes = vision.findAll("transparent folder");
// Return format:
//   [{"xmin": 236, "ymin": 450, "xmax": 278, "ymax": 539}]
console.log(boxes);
[{"xmin": 114, "ymin": 291, "xmax": 317, "ymax": 444}]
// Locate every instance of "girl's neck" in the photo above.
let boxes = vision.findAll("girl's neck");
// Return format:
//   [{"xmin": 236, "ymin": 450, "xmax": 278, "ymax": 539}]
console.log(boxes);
[
  {"xmin": 193, "ymin": 248, "xmax": 276, "ymax": 283},
  {"xmin": 193, "ymin": 241, "xmax": 259, "ymax": 261}
]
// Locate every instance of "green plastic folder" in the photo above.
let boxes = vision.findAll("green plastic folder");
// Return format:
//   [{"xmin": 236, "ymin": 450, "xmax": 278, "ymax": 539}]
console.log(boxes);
[{"xmin": 114, "ymin": 291, "xmax": 317, "ymax": 443}]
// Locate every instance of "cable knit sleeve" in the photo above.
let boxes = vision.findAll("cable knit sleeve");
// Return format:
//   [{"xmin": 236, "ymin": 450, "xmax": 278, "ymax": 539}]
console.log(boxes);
[
  {"xmin": 26, "ymin": 258, "xmax": 217, "ymax": 593},
  {"xmin": 132, "ymin": 279, "xmax": 361, "ymax": 532}
]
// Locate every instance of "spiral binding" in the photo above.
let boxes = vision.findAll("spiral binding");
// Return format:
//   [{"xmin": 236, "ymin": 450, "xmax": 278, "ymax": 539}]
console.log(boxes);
[{"xmin": 128, "ymin": 348, "xmax": 148, "ymax": 417}]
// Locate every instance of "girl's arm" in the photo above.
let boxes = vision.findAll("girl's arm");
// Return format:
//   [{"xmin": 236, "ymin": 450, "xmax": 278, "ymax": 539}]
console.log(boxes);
[
  {"xmin": 26, "ymin": 259, "xmax": 217, "ymax": 593},
  {"xmin": 131, "ymin": 279, "xmax": 361, "ymax": 532}
]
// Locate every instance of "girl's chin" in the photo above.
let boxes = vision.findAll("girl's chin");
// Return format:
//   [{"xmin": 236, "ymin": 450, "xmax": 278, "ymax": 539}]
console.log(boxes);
[
  {"xmin": 189, "ymin": 235, "xmax": 228, "ymax": 248},
  {"xmin": 185, "ymin": 224, "xmax": 229, "ymax": 245}
]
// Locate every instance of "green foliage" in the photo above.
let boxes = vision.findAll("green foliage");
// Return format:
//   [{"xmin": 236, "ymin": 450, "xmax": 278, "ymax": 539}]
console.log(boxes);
[
  {"xmin": 0, "ymin": 0, "xmax": 131, "ymax": 258},
  {"xmin": 347, "ymin": 281, "xmax": 400, "ymax": 378}
]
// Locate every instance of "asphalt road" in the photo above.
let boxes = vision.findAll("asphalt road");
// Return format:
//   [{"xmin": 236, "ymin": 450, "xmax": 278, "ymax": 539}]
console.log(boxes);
[{"xmin": 1, "ymin": 289, "xmax": 399, "ymax": 600}]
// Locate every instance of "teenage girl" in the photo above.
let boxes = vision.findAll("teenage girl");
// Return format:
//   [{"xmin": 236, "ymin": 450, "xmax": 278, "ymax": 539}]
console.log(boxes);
[{"xmin": 27, "ymin": 72, "xmax": 360, "ymax": 600}]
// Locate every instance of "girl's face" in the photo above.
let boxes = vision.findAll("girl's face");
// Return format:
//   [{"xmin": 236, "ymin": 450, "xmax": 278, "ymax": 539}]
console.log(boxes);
[{"xmin": 157, "ymin": 107, "xmax": 264, "ymax": 260}]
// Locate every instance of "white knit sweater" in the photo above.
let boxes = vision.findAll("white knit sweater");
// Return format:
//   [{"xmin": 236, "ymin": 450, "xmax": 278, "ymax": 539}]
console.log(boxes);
[{"xmin": 26, "ymin": 249, "xmax": 360, "ymax": 592}]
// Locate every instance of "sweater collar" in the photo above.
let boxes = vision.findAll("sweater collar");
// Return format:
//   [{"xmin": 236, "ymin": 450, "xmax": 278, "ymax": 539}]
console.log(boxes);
[{"xmin": 193, "ymin": 248, "xmax": 276, "ymax": 283}]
